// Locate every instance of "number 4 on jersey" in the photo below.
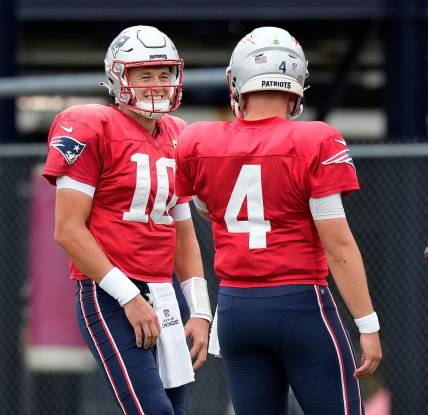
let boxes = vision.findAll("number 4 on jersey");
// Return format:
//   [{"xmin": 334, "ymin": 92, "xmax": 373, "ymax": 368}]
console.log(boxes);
[{"xmin": 224, "ymin": 165, "xmax": 271, "ymax": 249}]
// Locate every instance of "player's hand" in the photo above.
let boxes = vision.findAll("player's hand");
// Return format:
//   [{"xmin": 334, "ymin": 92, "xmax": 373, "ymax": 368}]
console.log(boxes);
[
  {"xmin": 184, "ymin": 317, "xmax": 209, "ymax": 370},
  {"xmin": 354, "ymin": 332, "xmax": 382, "ymax": 379},
  {"xmin": 124, "ymin": 294, "xmax": 161, "ymax": 349}
]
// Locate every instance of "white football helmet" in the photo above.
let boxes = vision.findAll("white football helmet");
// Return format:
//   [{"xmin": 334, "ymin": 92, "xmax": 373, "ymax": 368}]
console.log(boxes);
[
  {"xmin": 103, "ymin": 25, "xmax": 183, "ymax": 119},
  {"xmin": 227, "ymin": 27, "xmax": 309, "ymax": 118}
]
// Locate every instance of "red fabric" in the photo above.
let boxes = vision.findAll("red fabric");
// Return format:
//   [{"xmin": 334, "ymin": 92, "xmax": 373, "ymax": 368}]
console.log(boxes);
[
  {"xmin": 44, "ymin": 104, "xmax": 188, "ymax": 282},
  {"xmin": 175, "ymin": 117, "xmax": 359, "ymax": 287}
]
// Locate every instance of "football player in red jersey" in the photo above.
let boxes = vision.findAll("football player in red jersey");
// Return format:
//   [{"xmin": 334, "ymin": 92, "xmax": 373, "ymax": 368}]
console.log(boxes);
[
  {"xmin": 43, "ymin": 26, "xmax": 212, "ymax": 415},
  {"xmin": 175, "ymin": 27, "xmax": 382, "ymax": 415}
]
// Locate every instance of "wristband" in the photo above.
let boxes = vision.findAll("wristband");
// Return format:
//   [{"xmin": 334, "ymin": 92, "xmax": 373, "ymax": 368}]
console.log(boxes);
[
  {"xmin": 354, "ymin": 311, "xmax": 380, "ymax": 334},
  {"xmin": 181, "ymin": 277, "xmax": 213, "ymax": 323},
  {"xmin": 99, "ymin": 267, "xmax": 140, "ymax": 307}
]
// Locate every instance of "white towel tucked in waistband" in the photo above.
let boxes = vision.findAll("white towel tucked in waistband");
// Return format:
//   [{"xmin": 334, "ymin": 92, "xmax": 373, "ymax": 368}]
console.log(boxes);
[
  {"xmin": 208, "ymin": 305, "xmax": 221, "ymax": 357},
  {"xmin": 148, "ymin": 282, "xmax": 195, "ymax": 389}
]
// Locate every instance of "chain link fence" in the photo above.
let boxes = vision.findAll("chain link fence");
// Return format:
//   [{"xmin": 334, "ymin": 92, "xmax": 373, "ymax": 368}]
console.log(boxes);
[{"xmin": 0, "ymin": 143, "xmax": 427, "ymax": 415}]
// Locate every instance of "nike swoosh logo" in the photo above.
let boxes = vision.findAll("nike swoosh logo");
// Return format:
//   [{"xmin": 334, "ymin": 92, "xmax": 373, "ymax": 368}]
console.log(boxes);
[
  {"xmin": 335, "ymin": 139, "xmax": 347, "ymax": 146},
  {"xmin": 60, "ymin": 125, "xmax": 73, "ymax": 133}
]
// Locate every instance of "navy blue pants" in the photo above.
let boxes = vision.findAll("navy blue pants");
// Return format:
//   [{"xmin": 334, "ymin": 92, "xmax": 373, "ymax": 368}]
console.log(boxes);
[
  {"xmin": 76, "ymin": 280, "xmax": 186, "ymax": 415},
  {"xmin": 218, "ymin": 285, "xmax": 364, "ymax": 415}
]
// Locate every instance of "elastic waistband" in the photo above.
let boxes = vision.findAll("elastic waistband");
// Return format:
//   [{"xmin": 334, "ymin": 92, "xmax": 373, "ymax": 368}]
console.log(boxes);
[{"xmin": 219, "ymin": 284, "xmax": 324, "ymax": 298}]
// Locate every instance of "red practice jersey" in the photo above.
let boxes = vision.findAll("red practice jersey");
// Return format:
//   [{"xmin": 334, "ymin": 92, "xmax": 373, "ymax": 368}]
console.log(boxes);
[
  {"xmin": 175, "ymin": 116, "xmax": 359, "ymax": 287},
  {"xmin": 44, "ymin": 104, "xmax": 188, "ymax": 282}
]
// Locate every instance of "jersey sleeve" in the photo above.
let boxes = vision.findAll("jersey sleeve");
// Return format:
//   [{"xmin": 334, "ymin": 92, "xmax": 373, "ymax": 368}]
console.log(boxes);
[
  {"xmin": 43, "ymin": 112, "xmax": 102, "ymax": 187},
  {"xmin": 309, "ymin": 135, "xmax": 360, "ymax": 198},
  {"xmin": 175, "ymin": 130, "xmax": 195, "ymax": 197}
]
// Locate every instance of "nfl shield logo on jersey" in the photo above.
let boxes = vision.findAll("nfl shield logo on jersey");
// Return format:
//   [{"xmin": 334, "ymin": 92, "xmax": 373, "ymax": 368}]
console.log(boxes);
[{"xmin": 50, "ymin": 136, "xmax": 86, "ymax": 165}]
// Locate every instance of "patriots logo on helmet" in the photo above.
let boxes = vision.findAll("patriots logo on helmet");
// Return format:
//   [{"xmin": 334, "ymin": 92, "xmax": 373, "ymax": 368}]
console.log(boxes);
[
  {"xmin": 50, "ymin": 136, "xmax": 86, "ymax": 165},
  {"xmin": 111, "ymin": 34, "xmax": 130, "ymax": 58},
  {"xmin": 322, "ymin": 149, "xmax": 355, "ymax": 170}
]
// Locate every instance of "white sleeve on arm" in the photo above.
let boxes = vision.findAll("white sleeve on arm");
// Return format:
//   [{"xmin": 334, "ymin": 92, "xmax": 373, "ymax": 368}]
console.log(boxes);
[
  {"xmin": 309, "ymin": 193, "xmax": 346, "ymax": 220},
  {"xmin": 56, "ymin": 176, "xmax": 96, "ymax": 198},
  {"xmin": 170, "ymin": 202, "xmax": 191, "ymax": 221}
]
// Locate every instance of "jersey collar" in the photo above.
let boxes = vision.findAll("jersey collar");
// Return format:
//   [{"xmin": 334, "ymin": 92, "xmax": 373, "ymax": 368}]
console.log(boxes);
[{"xmin": 234, "ymin": 116, "xmax": 286, "ymax": 127}]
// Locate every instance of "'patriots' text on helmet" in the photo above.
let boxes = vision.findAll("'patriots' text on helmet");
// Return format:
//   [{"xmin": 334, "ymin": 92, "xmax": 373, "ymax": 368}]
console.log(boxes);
[
  {"xmin": 103, "ymin": 26, "xmax": 183, "ymax": 119},
  {"xmin": 227, "ymin": 27, "xmax": 309, "ymax": 119}
]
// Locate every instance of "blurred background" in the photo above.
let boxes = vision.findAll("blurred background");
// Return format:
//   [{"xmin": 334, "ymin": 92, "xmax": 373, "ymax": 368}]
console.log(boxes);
[{"xmin": 0, "ymin": 0, "xmax": 427, "ymax": 414}]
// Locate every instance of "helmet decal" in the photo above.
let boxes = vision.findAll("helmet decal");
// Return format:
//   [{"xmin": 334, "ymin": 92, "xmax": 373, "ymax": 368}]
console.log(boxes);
[{"xmin": 111, "ymin": 35, "xmax": 130, "ymax": 59}]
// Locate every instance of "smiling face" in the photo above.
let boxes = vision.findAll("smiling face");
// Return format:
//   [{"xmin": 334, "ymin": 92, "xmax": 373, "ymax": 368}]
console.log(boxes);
[{"xmin": 127, "ymin": 66, "xmax": 173, "ymax": 103}]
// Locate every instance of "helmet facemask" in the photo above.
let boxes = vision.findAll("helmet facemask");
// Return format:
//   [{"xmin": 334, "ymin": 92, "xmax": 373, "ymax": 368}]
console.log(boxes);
[{"xmin": 110, "ymin": 60, "xmax": 183, "ymax": 119}]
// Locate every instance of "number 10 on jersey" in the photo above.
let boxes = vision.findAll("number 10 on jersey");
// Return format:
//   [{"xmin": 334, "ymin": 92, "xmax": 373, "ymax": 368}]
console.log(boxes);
[{"xmin": 224, "ymin": 165, "xmax": 271, "ymax": 249}]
